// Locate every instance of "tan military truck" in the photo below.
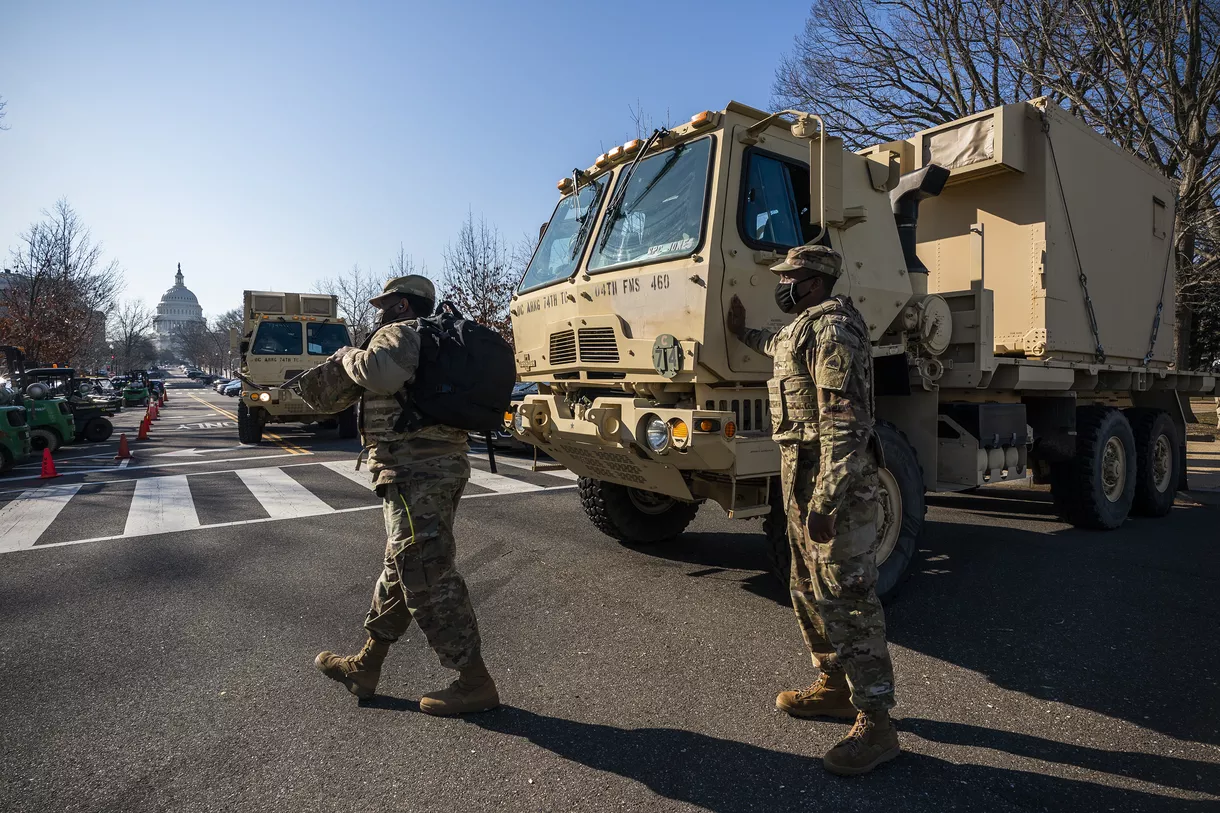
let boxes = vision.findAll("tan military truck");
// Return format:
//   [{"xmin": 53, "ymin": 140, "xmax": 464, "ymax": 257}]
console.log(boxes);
[
  {"xmin": 232, "ymin": 290, "xmax": 357, "ymax": 444},
  {"xmin": 506, "ymin": 99, "xmax": 1219, "ymax": 600}
]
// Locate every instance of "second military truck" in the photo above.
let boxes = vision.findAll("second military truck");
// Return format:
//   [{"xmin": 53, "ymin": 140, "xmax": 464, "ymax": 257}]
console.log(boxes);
[
  {"xmin": 506, "ymin": 99, "xmax": 1219, "ymax": 601},
  {"xmin": 232, "ymin": 290, "xmax": 357, "ymax": 444}
]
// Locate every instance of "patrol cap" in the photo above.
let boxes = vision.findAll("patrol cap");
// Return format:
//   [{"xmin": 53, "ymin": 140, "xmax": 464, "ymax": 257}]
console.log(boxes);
[
  {"xmin": 370, "ymin": 274, "xmax": 436, "ymax": 308},
  {"xmin": 770, "ymin": 244, "xmax": 843, "ymax": 278}
]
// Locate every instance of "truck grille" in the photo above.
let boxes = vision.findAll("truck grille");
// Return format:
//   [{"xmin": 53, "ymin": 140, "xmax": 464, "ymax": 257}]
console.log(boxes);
[
  {"xmin": 549, "ymin": 331, "xmax": 577, "ymax": 365},
  {"xmin": 577, "ymin": 328, "xmax": 620, "ymax": 363},
  {"xmin": 706, "ymin": 397, "xmax": 769, "ymax": 432}
]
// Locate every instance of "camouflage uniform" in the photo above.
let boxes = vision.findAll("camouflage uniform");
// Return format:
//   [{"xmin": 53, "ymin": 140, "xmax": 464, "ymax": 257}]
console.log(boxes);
[
  {"xmin": 741, "ymin": 264, "xmax": 896, "ymax": 713},
  {"xmin": 300, "ymin": 294, "xmax": 481, "ymax": 672}
]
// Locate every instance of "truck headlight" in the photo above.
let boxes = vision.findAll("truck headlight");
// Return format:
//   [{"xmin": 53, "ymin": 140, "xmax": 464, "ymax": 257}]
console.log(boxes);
[
  {"xmin": 258, "ymin": 392, "xmax": 271, "ymax": 402},
  {"xmin": 644, "ymin": 415, "xmax": 669, "ymax": 452},
  {"xmin": 513, "ymin": 411, "xmax": 524, "ymax": 434}
]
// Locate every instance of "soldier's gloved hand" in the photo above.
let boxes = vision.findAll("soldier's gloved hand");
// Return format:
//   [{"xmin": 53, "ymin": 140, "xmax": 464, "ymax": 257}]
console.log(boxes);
[
  {"xmin": 726, "ymin": 295, "xmax": 746, "ymax": 338},
  {"xmin": 806, "ymin": 510, "xmax": 836, "ymax": 543},
  {"xmin": 329, "ymin": 345, "xmax": 355, "ymax": 364}
]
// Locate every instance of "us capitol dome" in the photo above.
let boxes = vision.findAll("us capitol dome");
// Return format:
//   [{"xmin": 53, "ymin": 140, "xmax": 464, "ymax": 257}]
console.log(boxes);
[{"xmin": 153, "ymin": 263, "xmax": 205, "ymax": 353}]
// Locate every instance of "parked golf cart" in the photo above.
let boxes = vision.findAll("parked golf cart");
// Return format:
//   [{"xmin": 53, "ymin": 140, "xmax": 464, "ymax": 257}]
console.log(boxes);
[
  {"xmin": 0, "ymin": 346, "xmax": 77, "ymax": 453},
  {"xmin": 0, "ymin": 385, "xmax": 32, "ymax": 474},
  {"xmin": 121, "ymin": 370, "xmax": 152, "ymax": 407},
  {"xmin": 23, "ymin": 367, "xmax": 117, "ymax": 443}
]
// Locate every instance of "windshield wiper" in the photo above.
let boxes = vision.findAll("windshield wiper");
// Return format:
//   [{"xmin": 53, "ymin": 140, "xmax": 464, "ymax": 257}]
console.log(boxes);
[
  {"xmin": 599, "ymin": 128, "xmax": 667, "ymax": 249},
  {"xmin": 568, "ymin": 170, "xmax": 601, "ymax": 259}
]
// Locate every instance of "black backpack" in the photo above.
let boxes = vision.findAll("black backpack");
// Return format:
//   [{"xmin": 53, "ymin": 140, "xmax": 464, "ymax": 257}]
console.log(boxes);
[{"xmin": 393, "ymin": 302, "xmax": 516, "ymax": 433}]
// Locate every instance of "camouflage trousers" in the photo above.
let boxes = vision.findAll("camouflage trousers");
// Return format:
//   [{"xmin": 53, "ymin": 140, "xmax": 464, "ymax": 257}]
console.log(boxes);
[
  {"xmin": 779, "ymin": 442, "xmax": 896, "ymax": 712},
  {"xmin": 363, "ymin": 463, "xmax": 482, "ymax": 671}
]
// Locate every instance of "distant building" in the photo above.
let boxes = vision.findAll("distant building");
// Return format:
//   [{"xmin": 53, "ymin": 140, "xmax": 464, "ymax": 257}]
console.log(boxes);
[{"xmin": 153, "ymin": 263, "xmax": 205, "ymax": 354}]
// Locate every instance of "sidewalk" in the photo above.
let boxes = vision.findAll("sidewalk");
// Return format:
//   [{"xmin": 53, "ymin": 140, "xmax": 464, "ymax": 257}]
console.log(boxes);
[{"xmin": 1187, "ymin": 440, "xmax": 1220, "ymax": 494}]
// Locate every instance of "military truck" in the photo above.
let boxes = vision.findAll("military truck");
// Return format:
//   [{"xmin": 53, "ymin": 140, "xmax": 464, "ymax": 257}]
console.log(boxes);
[
  {"xmin": 506, "ymin": 99, "xmax": 1219, "ymax": 600},
  {"xmin": 0, "ymin": 347, "xmax": 77, "ymax": 453},
  {"xmin": 232, "ymin": 290, "xmax": 357, "ymax": 444},
  {"xmin": 0, "ymin": 385, "xmax": 32, "ymax": 474}
]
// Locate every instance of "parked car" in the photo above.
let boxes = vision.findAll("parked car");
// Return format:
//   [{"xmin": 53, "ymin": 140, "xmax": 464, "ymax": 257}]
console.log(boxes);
[
  {"xmin": 222, "ymin": 379, "xmax": 242, "ymax": 396},
  {"xmin": 211, "ymin": 377, "xmax": 231, "ymax": 393},
  {"xmin": 469, "ymin": 382, "xmax": 538, "ymax": 450}
]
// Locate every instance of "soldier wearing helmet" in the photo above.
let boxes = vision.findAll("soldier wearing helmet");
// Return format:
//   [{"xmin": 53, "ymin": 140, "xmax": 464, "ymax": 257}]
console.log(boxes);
[
  {"xmin": 726, "ymin": 245, "xmax": 899, "ymax": 776},
  {"xmin": 305, "ymin": 274, "xmax": 499, "ymax": 716}
]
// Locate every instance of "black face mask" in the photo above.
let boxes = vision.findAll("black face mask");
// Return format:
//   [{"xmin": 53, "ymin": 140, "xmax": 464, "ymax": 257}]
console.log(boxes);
[{"xmin": 774, "ymin": 281, "xmax": 805, "ymax": 313}]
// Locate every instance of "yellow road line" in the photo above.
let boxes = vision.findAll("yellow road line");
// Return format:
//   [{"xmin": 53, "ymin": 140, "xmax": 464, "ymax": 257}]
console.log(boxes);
[{"xmin": 188, "ymin": 393, "xmax": 308, "ymax": 455}]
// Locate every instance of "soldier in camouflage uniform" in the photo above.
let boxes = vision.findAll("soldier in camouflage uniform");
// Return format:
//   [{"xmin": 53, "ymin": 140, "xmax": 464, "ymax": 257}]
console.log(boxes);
[
  {"xmin": 726, "ymin": 245, "xmax": 899, "ymax": 776},
  {"xmin": 302, "ymin": 275, "xmax": 498, "ymax": 716}
]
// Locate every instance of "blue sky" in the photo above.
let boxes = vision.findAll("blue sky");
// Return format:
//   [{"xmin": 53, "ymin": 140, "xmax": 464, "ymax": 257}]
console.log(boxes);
[{"xmin": 0, "ymin": 1, "xmax": 812, "ymax": 317}]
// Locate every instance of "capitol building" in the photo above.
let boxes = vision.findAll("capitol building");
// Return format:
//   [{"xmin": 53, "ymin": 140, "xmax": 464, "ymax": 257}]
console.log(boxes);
[{"xmin": 153, "ymin": 263, "xmax": 205, "ymax": 354}]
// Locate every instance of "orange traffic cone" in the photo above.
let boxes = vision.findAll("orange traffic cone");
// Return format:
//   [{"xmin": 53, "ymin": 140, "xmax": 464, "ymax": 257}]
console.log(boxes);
[
  {"xmin": 137, "ymin": 416, "xmax": 150, "ymax": 441},
  {"xmin": 114, "ymin": 433, "xmax": 133, "ymax": 460},
  {"xmin": 159, "ymin": 393, "xmax": 165, "ymax": 407},
  {"xmin": 40, "ymin": 448, "xmax": 60, "ymax": 479},
  {"xmin": 163, "ymin": 389, "xmax": 169, "ymax": 403},
  {"xmin": 151, "ymin": 404, "xmax": 159, "ymax": 421}
]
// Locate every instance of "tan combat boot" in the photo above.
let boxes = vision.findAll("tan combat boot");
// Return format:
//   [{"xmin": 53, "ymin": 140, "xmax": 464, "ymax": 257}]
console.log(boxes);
[
  {"xmin": 775, "ymin": 671, "xmax": 856, "ymax": 719},
  {"xmin": 418, "ymin": 658, "xmax": 500, "ymax": 716},
  {"xmin": 314, "ymin": 637, "xmax": 390, "ymax": 700},
  {"xmin": 822, "ymin": 710, "xmax": 901, "ymax": 776}
]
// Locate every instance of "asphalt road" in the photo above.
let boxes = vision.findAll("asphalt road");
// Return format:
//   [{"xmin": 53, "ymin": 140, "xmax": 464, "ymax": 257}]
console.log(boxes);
[{"xmin": 1, "ymin": 382, "xmax": 1217, "ymax": 812}]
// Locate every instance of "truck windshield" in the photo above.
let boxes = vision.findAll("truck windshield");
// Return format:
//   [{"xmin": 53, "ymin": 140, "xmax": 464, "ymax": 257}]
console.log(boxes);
[
  {"xmin": 518, "ymin": 177, "xmax": 608, "ymax": 292},
  {"xmin": 590, "ymin": 136, "xmax": 712, "ymax": 271},
  {"xmin": 307, "ymin": 323, "xmax": 352, "ymax": 355},
  {"xmin": 252, "ymin": 322, "xmax": 303, "ymax": 354}
]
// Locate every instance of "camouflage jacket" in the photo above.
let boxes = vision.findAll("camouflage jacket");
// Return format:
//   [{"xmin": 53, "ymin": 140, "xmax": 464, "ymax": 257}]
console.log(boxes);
[
  {"xmin": 741, "ymin": 294, "xmax": 875, "ymax": 515},
  {"xmin": 339, "ymin": 317, "xmax": 469, "ymax": 486}
]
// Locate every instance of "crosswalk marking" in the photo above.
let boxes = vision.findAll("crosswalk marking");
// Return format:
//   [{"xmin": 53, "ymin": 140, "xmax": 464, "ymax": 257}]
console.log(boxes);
[
  {"xmin": 124, "ymin": 475, "xmax": 200, "ymax": 537},
  {"xmin": 236, "ymin": 467, "xmax": 333, "ymax": 519},
  {"xmin": 2, "ymin": 459, "xmax": 579, "ymax": 554},
  {"xmin": 321, "ymin": 461, "xmax": 374, "ymax": 490},
  {"xmin": 491, "ymin": 455, "xmax": 579, "ymax": 481},
  {"xmin": 468, "ymin": 467, "xmax": 543, "ymax": 494},
  {"xmin": 0, "ymin": 485, "xmax": 83, "ymax": 553}
]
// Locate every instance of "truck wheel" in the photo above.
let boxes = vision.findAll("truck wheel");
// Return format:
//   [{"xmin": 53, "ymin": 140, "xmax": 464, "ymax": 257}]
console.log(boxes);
[
  {"xmin": 1125, "ymin": 408, "xmax": 1179, "ymax": 517},
  {"xmin": 761, "ymin": 421, "xmax": 924, "ymax": 605},
  {"xmin": 84, "ymin": 417, "xmax": 113, "ymax": 443},
  {"xmin": 30, "ymin": 428, "xmax": 62, "ymax": 454},
  {"xmin": 0, "ymin": 445, "xmax": 12, "ymax": 474},
  {"xmin": 1050, "ymin": 406, "xmax": 1136, "ymax": 529},
  {"xmin": 337, "ymin": 406, "xmax": 358, "ymax": 439},
  {"xmin": 238, "ymin": 402, "xmax": 263, "ymax": 444},
  {"xmin": 578, "ymin": 477, "xmax": 699, "ymax": 545}
]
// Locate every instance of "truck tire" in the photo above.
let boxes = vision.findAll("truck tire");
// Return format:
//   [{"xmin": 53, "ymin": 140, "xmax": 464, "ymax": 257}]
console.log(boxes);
[
  {"xmin": 1125, "ymin": 408, "xmax": 1179, "ymax": 517},
  {"xmin": 578, "ymin": 477, "xmax": 699, "ymax": 545},
  {"xmin": 30, "ymin": 428, "xmax": 62, "ymax": 454},
  {"xmin": 0, "ymin": 445, "xmax": 12, "ymax": 474},
  {"xmin": 762, "ymin": 421, "xmax": 924, "ymax": 605},
  {"xmin": 337, "ymin": 406, "xmax": 358, "ymax": 439},
  {"xmin": 1050, "ymin": 406, "xmax": 1136, "ymax": 529},
  {"xmin": 238, "ymin": 402, "xmax": 263, "ymax": 444},
  {"xmin": 83, "ymin": 416, "xmax": 113, "ymax": 443}
]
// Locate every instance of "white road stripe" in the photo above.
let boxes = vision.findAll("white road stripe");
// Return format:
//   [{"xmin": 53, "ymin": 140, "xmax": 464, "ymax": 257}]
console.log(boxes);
[
  {"xmin": 236, "ymin": 467, "xmax": 332, "ymax": 519},
  {"xmin": 467, "ymin": 467, "xmax": 543, "ymax": 494},
  {"xmin": 0, "ymin": 485, "xmax": 84, "ymax": 552},
  {"xmin": 321, "ymin": 461, "xmax": 374, "ymax": 490},
  {"xmin": 489, "ymin": 455, "xmax": 579, "ymax": 481},
  {"xmin": 124, "ymin": 475, "xmax": 200, "ymax": 537}
]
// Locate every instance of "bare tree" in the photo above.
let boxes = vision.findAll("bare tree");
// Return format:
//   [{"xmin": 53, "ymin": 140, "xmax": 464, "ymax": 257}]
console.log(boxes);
[
  {"xmin": 773, "ymin": 0, "xmax": 1220, "ymax": 366},
  {"xmin": 109, "ymin": 299, "xmax": 157, "ymax": 372},
  {"xmin": 314, "ymin": 264, "xmax": 383, "ymax": 345},
  {"xmin": 390, "ymin": 242, "xmax": 428, "ymax": 280},
  {"xmin": 0, "ymin": 96, "xmax": 8, "ymax": 131},
  {"xmin": 627, "ymin": 99, "xmax": 673, "ymax": 140},
  {"xmin": 441, "ymin": 212, "xmax": 516, "ymax": 342},
  {"xmin": 1, "ymin": 199, "xmax": 123, "ymax": 366}
]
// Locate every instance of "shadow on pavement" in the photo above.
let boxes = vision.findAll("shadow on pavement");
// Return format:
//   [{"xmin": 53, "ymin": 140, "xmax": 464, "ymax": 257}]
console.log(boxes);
[{"xmin": 458, "ymin": 706, "xmax": 1210, "ymax": 812}]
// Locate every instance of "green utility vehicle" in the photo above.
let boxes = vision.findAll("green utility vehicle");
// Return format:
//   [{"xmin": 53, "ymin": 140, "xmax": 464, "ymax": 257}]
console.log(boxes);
[
  {"xmin": 0, "ymin": 347, "xmax": 76, "ymax": 453},
  {"xmin": 24, "ymin": 367, "xmax": 117, "ymax": 443},
  {"xmin": 121, "ymin": 370, "xmax": 152, "ymax": 407},
  {"xmin": 0, "ymin": 386, "xmax": 33, "ymax": 474}
]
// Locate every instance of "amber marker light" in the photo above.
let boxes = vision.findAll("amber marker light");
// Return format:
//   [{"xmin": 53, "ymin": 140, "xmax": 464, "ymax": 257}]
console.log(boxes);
[
  {"xmin": 607, "ymin": 145, "xmax": 623, "ymax": 161},
  {"xmin": 557, "ymin": 178, "xmax": 573, "ymax": 193},
  {"xmin": 724, "ymin": 421, "xmax": 737, "ymax": 438},
  {"xmin": 690, "ymin": 110, "xmax": 713, "ymax": 128},
  {"xmin": 695, "ymin": 418, "xmax": 720, "ymax": 433},
  {"xmin": 622, "ymin": 139, "xmax": 642, "ymax": 154},
  {"xmin": 594, "ymin": 153, "xmax": 610, "ymax": 168}
]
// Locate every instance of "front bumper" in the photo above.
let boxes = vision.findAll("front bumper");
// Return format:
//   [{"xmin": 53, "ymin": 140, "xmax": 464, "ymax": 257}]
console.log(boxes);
[{"xmin": 508, "ymin": 394, "xmax": 779, "ymax": 501}]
